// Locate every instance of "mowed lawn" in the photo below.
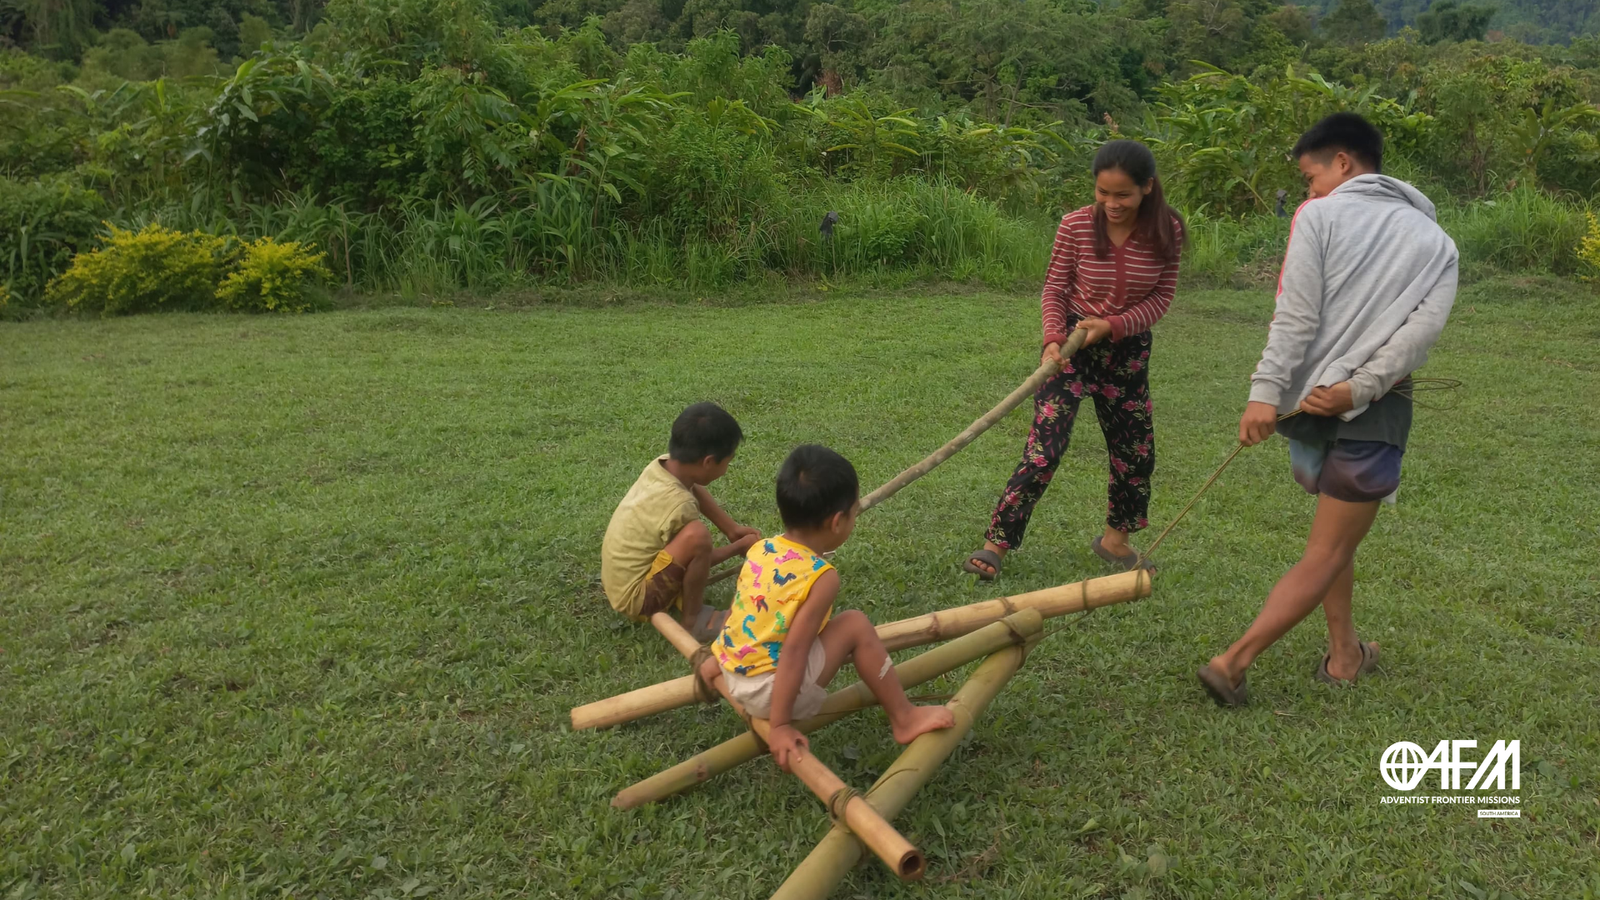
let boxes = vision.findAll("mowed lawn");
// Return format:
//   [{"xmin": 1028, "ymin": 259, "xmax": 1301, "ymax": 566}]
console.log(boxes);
[{"xmin": 2, "ymin": 278, "xmax": 1598, "ymax": 900}]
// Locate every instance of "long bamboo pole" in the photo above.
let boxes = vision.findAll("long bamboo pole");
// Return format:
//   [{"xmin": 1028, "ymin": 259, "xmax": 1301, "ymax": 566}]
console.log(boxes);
[
  {"xmin": 703, "ymin": 327, "xmax": 1088, "ymax": 587},
  {"xmin": 651, "ymin": 613, "xmax": 926, "ymax": 881},
  {"xmin": 612, "ymin": 610, "xmax": 1044, "ymax": 809},
  {"xmin": 571, "ymin": 569, "xmax": 1150, "ymax": 731},
  {"xmin": 770, "ymin": 638, "xmax": 1032, "ymax": 900},
  {"xmin": 860, "ymin": 328, "xmax": 1087, "ymax": 512}
]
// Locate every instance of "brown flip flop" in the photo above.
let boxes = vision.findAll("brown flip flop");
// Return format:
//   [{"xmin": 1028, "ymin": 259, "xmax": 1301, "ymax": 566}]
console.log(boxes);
[
  {"xmin": 1314, "ymin": 641, "xmax": 1381, "ymax": 686},
  {"xmin": 1197, "ymin": 664, "xmax": 1248, "ymax": 708}
]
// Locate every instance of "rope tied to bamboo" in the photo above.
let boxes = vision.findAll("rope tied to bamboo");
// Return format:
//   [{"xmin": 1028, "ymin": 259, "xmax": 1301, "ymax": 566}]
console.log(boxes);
[
  {"xmin": 688, "ymin": 646, "xmax": 720, "ymax": 705},
  {"xmin": 826, "ymin": 786, "xmax": 860, "ymax": 828}
]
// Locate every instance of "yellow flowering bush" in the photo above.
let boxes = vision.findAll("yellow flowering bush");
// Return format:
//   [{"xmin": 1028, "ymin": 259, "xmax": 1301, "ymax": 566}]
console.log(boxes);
[
  {"xmin": 216, "ymin": 238, "xmax": 332, "ymax": 313},
  {"xmin": 45, "ymin": 224, "xmax": 229, "ymax": 315},
  {"xmin": 1580, "ymin": 211, "xmax": 1600, "ymax": 282}
]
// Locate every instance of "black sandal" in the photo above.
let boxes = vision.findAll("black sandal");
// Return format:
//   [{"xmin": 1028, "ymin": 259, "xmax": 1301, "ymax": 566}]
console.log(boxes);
[
  {"xmin": 1091, "ymin": 535, "xmax": 1156, "ymax": 572},
  {"xmin": 1197, "ymin": 664, "xmax": 1249, "ymax": 708},
  {"xmin": 962, "ymin": 548, "xmax": 1003, "ymax": 581},
  {"xmin": 1314, "ymin": 641, "xmax": 1381, "ymax": 686}
]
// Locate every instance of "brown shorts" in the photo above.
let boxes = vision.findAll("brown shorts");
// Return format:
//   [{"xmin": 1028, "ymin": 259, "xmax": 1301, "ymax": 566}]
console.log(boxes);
[{"xmin": 639, "ymin": 550, "xmax": 686, "ymax": 617}]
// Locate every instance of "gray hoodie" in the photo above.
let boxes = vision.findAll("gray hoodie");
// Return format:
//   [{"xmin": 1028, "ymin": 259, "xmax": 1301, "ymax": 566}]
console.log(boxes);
[{"xmin": 1249, "ymin": 174, "xmax": 1459, "ymax": 419}]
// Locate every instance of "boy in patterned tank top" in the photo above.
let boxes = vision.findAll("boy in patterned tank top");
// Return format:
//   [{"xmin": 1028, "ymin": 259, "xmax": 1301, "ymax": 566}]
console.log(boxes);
[{"xmin": 703, "ymin": 444, "xmax": 954, "ymax": 772}]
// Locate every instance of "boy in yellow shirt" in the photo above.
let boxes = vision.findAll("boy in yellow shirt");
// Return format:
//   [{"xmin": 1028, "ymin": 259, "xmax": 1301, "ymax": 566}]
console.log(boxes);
[
  {"xmin": 702, "ymin": 444, "xmax": 954, "ymax": 771},
  {"xmin": 601, "ymin": 402, "xmax": 760, "ymax": 641}
]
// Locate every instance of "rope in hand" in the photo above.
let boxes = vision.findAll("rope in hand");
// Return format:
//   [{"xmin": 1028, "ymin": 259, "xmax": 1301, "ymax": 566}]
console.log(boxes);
[
  {"xmin": 1142, "ymin": 377, "xmax": 1463, "ymax": 562},
  {"xmin": 1040, "ymin": 377, "xmax": 1465, "ymax": 640}
]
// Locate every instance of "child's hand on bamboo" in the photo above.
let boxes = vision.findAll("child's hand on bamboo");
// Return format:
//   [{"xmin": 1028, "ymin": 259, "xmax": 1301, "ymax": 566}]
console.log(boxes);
[{"xmin": 767, "ymin": 724, "xmax": 808, "ymax": 772}]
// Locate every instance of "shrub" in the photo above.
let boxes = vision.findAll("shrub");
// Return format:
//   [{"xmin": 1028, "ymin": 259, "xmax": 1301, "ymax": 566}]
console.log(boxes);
[
  {"xmin": 1580, "ymin": 211, "xmax": 1600, "ymax": 282},
  {"xmin": 46, "ymin": 224, "xmax": 230, "ymax": 315},
  {"xmin": 0, "ymin": 177, "xmax": 108, "ymax": 307},
  {"xmin": 216, "ymin": 238, "xmax": 333, "ymax": 313}
]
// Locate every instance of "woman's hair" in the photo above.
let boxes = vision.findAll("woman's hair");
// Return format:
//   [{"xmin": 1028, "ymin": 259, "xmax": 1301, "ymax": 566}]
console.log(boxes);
[{"xmin": 1090, "ymin": 139, "xmax": 1185, "ymax": 262}]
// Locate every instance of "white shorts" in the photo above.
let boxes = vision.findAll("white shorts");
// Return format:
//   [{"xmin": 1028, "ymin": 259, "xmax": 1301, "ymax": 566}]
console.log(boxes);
[{"xmin": 722, "ymin": 640, "xmax": 830, "ymax": 720}]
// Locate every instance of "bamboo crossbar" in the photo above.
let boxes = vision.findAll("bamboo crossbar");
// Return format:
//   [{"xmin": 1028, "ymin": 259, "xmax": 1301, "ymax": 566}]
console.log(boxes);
[
  {"xmin": 652, "ymin": 614, "xmax": 926, "ymax": 881},
  {"xmin": 611, "ymin": 610, "xmax": 1044, "ymax": 810},
  {"xmin": 703, "ymin": 327, "xmax": 1089, "ymax": 587},
  {"xmin": 770, "ymin": 635, "xmax": 1033, "ymax": 900},
  {"xmin": 571, "ymin": 570, "xmax": 1150, "ymax": 731}
]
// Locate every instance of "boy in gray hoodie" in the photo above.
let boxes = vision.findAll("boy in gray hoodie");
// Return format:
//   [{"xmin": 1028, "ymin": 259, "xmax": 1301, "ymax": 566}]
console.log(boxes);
[{"xmin": 1199, "ymin": 113, "xmax": 1458, "ymax": 707}]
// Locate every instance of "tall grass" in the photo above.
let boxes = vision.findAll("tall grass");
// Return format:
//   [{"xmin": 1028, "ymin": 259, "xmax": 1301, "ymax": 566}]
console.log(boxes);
[
  {"xmin": 12, "ymin": 178, "xmax": 1591, "ymax": 311},
  {"xmin": 1440, "ymin": 189, "xmax": 1590, "ymax": 278},
  {"xmin": 113, "ymin": 178, "xmax": 1054, "ymax": 296}
]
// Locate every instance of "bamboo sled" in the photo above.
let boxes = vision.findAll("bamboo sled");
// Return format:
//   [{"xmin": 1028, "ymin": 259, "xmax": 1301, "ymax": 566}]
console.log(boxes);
[
  {"xmin": 700, "ymin": 328, "xmax": 1089, "ymax": 588},
  {"xmin": 573, "ymin": 569, "xmax": 1150, "ymax": 731},
  {"xmin": 652, "ymin": 612, "xmax": 927, "ymax": 881},
  {"xmin": 612, "ymin": 610, "xmax": 1044, "ymax": 810},
  {"xmin": 770, "ymin": 635, "xmax": 1033, "ymax": 900}
]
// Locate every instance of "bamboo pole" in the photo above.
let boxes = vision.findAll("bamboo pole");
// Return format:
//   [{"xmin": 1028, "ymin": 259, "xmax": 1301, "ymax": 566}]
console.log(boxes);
[
  {"xmin": 650, "ymin": 611, "xmax": 704, "ymax": 658},
  {"xmin": 651, "ymin": 614, "xmax": 926, "ymax": 881},
  {"xmin": 770, "ymin": 636, "xmax": 1032, "ymax": 900},
  {"xmin": 703, "ymin": 328, "xmax": 1087, "ymax": 586},
  {"xmin": 570, "ymin": 570, "xmax": 1150, "ymax": 730},
  {"xmin": 859, "ymin": 328, "xmax": 1087, "ymax": 512},
  {"xmin": 612, "ymin": 610, "xmax": 1044, "ymax": 809},
  {"xmin": 876, "ymin": 568, "xmax": 1150, "ymax": 652}
]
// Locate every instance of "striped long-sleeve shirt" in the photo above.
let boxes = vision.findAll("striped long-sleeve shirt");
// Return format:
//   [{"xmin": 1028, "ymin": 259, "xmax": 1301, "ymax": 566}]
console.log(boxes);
[{"xmin": 1040, "ymin": 206, "xmax": 1183, "ymax": 347}]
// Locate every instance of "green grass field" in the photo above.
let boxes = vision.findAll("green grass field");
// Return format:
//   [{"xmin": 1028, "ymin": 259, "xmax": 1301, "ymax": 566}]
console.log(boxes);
[{"xmin": 3, "ymin": 278, "xmax": 1598, "ymax": 899}]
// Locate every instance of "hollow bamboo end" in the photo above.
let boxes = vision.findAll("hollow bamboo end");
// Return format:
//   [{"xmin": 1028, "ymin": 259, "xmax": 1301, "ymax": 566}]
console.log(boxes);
[{"xmin": 897, "ymin": 849, "xmax": 927, "ymax": 881}]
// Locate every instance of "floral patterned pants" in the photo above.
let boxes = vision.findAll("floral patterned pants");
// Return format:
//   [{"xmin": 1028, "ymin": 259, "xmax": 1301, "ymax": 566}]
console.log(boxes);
[{"xmin": 986, "ymin": 330, "xmax": 1155, "ymax": 549}]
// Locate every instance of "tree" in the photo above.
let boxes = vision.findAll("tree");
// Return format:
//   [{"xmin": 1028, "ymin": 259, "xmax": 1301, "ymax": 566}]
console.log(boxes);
[
  {"xmin": 1166, "ymin": 0, "xmax": 1251, "ymax": 68},
  {"xmin": 1264, "ymin": 4, "xmax": 1316, "ymax": 46},
  {"xmin": 1321, "ymin": 0, "xmax": 1389, "ymax": 45},
  {"xmin": 1416, "ymin": 0, "xmax": 1496, "ymax": 44}
]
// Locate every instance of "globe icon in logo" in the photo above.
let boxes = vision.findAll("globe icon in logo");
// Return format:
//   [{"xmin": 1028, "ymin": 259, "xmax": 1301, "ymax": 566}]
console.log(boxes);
[{"xmin": 1381, "ymin": 741, "xmax": 1431, "ymax": 791}]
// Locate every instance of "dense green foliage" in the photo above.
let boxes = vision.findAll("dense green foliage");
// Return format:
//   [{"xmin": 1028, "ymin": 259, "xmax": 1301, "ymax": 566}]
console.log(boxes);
[{"xmin": 2, "ymin": 0, "xmax": 1599, "ymax": 310}]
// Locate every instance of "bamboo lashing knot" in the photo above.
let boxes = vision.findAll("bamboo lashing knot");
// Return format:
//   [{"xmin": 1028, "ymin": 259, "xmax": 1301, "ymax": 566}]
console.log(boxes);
[
  {"xmin": 688, "ymin": 646, "xmax": 719, "ymax": 705},
  {"xmin": 826, "ymin": 786, "xmax": 860, "ymax": 828}
]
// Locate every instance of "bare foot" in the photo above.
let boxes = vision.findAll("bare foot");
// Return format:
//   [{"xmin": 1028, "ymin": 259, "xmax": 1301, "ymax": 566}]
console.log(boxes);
[
  {"xmin": 891, "ymin": 705, "xmax": 956, "ymax": 744},
  {"xmin": 969, "ymin": 541, "xmax": 1008, "ymax": 576}
]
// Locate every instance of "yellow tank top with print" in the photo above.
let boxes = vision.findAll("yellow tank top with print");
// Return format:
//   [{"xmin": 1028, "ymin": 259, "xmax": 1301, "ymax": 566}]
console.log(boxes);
[{"xmin": 714, "ymin": 535, "xmax": 834, "ymax": 678}]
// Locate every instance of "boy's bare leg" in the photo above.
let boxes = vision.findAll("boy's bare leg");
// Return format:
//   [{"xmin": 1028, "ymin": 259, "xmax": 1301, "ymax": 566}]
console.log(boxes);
[
  {"xmin": 815, "ymin": 611, "xmax": 955, "ymax": 744},
  {"xmin": 659, "ymin": 522, "xmax": 715, "ymax": 629},
  {"xmin": 1209, "ymin": 494, "xmax": 1381, "ymax": 687},
  {"xmin": 1319, "ymin": 560, "xmax": 1372, "ymax": 680}
]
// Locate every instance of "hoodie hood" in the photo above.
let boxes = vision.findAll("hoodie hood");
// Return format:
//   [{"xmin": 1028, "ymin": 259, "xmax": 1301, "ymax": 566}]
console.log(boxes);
[{"xmin": 1329, "ymin": 173, "xmax": 1438, "ymax": 222}]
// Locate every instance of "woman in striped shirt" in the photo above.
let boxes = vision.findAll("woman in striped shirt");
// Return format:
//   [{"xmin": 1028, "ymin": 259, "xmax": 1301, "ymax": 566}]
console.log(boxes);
[{"xmin": 965, "ymin": 140, "xmax": 1185, "ymax": 579}]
